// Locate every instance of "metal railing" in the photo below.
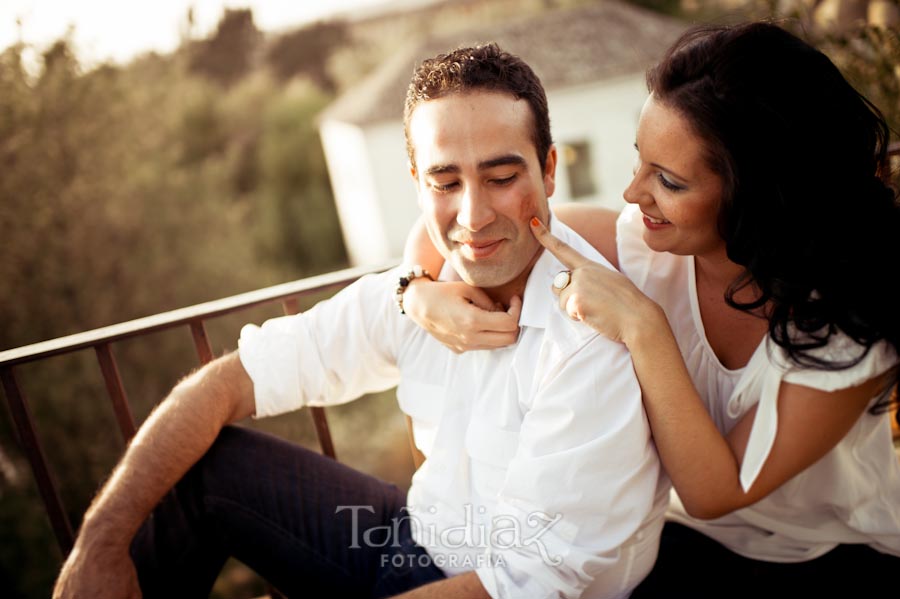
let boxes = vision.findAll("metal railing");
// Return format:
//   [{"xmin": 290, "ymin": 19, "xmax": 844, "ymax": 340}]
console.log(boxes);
[{"xmin": 0, "ymin": 261, "xmax": 396, "ymax": 556}]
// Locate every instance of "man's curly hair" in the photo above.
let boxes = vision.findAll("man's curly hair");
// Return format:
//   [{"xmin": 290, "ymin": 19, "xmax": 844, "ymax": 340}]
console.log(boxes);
[{"xmin": 403, "ymin": 43, "xmax": 552, "ymax": 171}]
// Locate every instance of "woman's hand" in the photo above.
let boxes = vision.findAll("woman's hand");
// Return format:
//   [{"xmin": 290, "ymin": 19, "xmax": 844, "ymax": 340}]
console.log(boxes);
[
  {"xmin": 530, "ymin": 217, "xmax": 661, "ymax": 345},
  {"xmin": 402, "ymin": 279, "xmax": 522, "ymax": 353}
]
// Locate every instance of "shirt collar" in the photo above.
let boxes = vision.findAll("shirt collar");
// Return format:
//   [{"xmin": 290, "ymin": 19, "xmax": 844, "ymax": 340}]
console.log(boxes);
[{"xmin": 519, "ymin": 214, "xmax": 572, "ymax": 330}]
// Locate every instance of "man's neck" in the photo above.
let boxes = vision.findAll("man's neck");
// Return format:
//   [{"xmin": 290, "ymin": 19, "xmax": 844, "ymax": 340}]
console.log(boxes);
[{"xmin": 481, "ymin": 247, "xmax": 543, "ymax": 309}]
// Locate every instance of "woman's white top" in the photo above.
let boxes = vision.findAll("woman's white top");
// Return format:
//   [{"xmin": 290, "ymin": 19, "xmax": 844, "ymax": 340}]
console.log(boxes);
[{"xmin": 616, "ymin": 203, "xmax": 900, "ymax": 562}]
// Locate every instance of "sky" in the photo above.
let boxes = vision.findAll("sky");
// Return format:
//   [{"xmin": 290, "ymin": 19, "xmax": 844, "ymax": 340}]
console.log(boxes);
[{"xmin": 0, "ymin": 0, "xmax": 397, "ymax": 68}]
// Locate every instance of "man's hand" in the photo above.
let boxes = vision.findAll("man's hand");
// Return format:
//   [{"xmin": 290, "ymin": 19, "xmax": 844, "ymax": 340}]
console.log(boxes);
[
  {"xmin": 54, "ymin": 540, "xmax": 141, "ymax": 599},
  {"xmin": 391, "ymin": 571, "xmax": 491, "ymax": 598},
  {"xmin": 51, "ymin": 351, "xmax": 255, "ymax": 598}
]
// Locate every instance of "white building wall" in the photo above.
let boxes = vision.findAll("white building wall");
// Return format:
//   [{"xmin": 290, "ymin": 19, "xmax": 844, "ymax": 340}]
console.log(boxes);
[
  {"xmin": 362, "ymin": 121, "xmax": 421, "ymax": 263},
  {"xmin": 319, "ymin": 120, "xmax": 392, "ymax": 266},
  {"xmin": 547, "ymin": 73, "xmax": 647, "ymax": 212}
]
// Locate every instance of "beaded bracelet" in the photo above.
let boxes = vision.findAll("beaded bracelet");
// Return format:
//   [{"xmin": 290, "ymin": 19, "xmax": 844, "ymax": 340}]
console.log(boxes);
[{"xmin": 394, "ymin": 265, "xmax": 433, "ymax": 314}]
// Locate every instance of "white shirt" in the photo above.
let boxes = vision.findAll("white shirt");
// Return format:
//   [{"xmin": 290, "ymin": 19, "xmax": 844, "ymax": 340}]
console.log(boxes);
[
  {"xmin": 616, "ymin": 203, "xmax": 900, "ymax": 562},
  {"xmin": 239, "ymin": 219, "xmax": 668, "ymax": 599}
]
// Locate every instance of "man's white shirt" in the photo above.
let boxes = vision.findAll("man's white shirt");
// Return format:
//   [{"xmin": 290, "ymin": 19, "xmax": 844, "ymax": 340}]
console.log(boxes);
[{"xmin": 238, "ymin": 219, "xmax": 668, "ymax": 599}]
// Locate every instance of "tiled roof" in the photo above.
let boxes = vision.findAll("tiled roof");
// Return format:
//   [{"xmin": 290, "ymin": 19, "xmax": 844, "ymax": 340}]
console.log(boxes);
[{"xmin": 321, "ymin": 0, "xmax": 687, "ymax": 125}]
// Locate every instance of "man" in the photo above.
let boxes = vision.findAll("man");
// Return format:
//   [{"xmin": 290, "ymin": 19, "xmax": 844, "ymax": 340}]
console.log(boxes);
[{"xmin": 54, "ymin": 44, "xmax": 666, "ymax": 599}]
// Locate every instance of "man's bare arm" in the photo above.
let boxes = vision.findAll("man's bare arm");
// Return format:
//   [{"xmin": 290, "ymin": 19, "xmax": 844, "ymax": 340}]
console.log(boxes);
[
  {"xmin": 53, "ymin": 351, "xmax": 255, "ymax": 599},
  {"xmin": 392, "ymin": 571, "xmax": 491, "ymax": 598}
]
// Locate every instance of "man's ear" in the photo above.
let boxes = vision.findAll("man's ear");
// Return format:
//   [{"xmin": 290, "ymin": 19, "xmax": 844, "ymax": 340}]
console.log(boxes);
[
  {"xmin": 409, "ymin": 161, "xmax": 424, "ymax": 209},
  {"xmin": 543, "ymin": 145, "xmax": 558, "ymax": 199}
]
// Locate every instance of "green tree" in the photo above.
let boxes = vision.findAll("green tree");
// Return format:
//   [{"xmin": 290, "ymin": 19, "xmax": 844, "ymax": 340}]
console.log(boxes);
[
  {"xmin": 188, "ymin": 8, "xmax": 261, "ymax": 87},
  {"xmin": 255, "ymin": 82, "xmax": 348, "ymax": 275},
  {"xmin": 265, "ymin": 20, "xmax": 349, "ymax": 92},
  {"xmin": 0, "ymin": 28, "xmax": 348, "ymax": 595}
]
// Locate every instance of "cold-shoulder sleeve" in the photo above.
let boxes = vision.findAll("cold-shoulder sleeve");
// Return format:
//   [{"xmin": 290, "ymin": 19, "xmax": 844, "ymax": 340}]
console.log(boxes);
[
  {"xmin": 615, "ymin": 204, "xmax": 653, "ymax": 290},
  {"xmin": 737, "ymin": 334, "xmax": 899, "ymax": 491}
]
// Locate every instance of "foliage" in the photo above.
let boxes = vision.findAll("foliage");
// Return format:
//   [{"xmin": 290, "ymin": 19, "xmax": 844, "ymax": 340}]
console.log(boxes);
[
  {"xmin": 805, "ymin": 24, "xmax": 900, "ymax": 136},
  {"xmin": 265, "ymin": 21, "xmax": 349, "ymax": 93},
  {"xmin": 0, "ymin": 22, "xmax": 348, "ymax": 596},
  {"xmin": 255, "ymin": 83, "xmax": 348, "ymax": 275},
  {"xmin": 188, "ymin": 8, "xmax": 261, "ymax": 87},
  {"xmin": 767, "ymin": 3, "xmax": 900, "ymax": 186},
  {"xmin": 626, "ymin": 0, "xmax": 685, "ymax": 16}
]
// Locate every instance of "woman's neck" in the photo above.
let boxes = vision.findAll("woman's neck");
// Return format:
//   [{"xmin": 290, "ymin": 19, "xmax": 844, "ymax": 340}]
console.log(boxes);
[
  {"xmin": 694, "ymin": 249, "xmax": 746, "ymax": 291},
  {"xmin": 694, "ymin": 250, "xmax": 766, "ymax": 313}
]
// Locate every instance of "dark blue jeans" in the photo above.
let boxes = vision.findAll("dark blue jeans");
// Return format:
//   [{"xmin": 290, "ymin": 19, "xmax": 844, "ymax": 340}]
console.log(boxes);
[
  {"xmin": 130, "ymin": 425, "xmax": 446, "ymax": 598},
  {"xmin": 631, "ymin": 521, "xmax": 900, "ymax": 598}
]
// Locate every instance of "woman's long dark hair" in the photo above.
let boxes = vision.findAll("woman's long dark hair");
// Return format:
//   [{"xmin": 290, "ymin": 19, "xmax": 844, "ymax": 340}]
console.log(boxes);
[{"xmin": 647, "ymin": 22, "xmax": 899, "ymax": 412}]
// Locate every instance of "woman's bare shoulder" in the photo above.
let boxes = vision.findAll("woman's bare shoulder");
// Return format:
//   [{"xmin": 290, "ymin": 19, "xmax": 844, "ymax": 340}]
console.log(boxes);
[{"xmin": 552, "ymin": 203, "xmax": 621, "ymax": 269}]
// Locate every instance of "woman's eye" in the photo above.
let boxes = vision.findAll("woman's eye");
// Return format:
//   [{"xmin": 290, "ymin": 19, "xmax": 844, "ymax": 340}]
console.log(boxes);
[{"xmin": 657, "ymin": 173, "xmax": 684, "ymax": 192}]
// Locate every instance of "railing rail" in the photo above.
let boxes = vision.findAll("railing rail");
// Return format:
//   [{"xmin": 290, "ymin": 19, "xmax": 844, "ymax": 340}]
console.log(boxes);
[
  {"xmin": 0, "ymin": 263, "xmax": 395, "ymax": 367},
  {"xmin": 0, "ymin": 261, "xmax": 397, "ymax": 556}
]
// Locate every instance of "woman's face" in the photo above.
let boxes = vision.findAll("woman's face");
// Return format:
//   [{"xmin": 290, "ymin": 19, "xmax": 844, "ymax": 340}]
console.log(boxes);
[{"xmin": 624, "ymin": 95, "xmax": 726, "ymax": 258}]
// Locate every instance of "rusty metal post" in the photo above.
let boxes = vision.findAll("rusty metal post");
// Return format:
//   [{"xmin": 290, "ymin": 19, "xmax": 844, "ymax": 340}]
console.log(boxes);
[
  {"xmin": 189, "ymin": 320, "xmax": 214, "ymax": 365},
  {"xmin": 309, "ymin": 409, "xmax": 337, "ymax": 460},
  {"xmin": 95, "ymin": 343, "xmax": 137, "ymax": 443},
  {"xmin": 0, "ymin": 366, "xmax": 74, "ymax": 555}
]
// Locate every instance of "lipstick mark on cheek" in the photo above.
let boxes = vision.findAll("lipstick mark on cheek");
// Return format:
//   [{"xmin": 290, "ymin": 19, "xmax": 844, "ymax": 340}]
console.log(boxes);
[{"xmin": 517, "ymin": 194, "xmax": 539, "ymax": 224}]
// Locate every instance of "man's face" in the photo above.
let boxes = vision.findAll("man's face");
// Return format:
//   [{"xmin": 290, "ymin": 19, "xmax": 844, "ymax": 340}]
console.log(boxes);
[{"xmin": 408, "ymin": 91, "xmax": 556, "ymax": 290}]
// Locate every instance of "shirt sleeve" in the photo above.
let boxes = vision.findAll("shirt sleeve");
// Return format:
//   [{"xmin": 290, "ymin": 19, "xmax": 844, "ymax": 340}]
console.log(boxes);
[
  {"xmin": 475, "ymin": 327, "xmax": 663, "ymax": 598},
  {"xmin": 238, "ymin": 269, "xmax": 404, "ymax": 418},
  {"xmin": 738, "ymin": 335, "xmax": 899, "ymax": 491}
]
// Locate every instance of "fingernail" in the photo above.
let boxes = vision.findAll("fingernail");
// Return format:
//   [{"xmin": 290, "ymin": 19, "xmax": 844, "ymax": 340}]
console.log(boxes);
[{"xmin": 530, "ymin": 217, "xmax": 541, "ymax": 227}]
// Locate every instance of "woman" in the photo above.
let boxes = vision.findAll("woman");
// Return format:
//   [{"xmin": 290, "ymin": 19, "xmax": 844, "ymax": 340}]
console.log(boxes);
[{"xmin": 400, "ymin": 22, "xmax": 900, "ymax": 596}]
